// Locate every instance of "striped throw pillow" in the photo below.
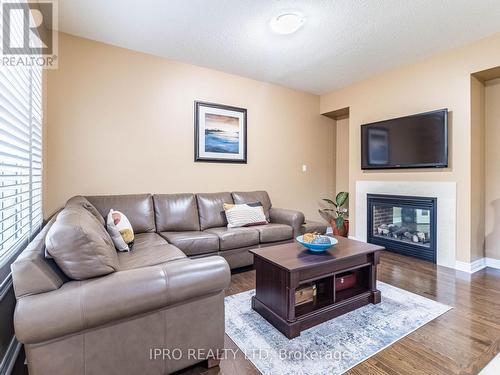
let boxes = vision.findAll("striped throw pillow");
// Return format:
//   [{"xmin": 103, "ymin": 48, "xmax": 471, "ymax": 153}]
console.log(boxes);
[{"xmin": 223, "ymin": 203, "xmax": 268, "ymax": 228}]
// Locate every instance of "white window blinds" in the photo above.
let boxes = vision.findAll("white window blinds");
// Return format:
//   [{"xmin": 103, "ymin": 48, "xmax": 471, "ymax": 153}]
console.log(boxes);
[{"xmin": 0, "ymin": 1, "xmax": 43, "ymax": 262}]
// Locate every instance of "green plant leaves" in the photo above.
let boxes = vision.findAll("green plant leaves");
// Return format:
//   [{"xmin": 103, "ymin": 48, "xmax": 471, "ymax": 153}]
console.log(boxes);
[
  {"xmin": 335, "ymin": 192, "xmax": 349, "ymax": 207},
  {"xmin": 322, "ymin": 198, "xmax": 337, "ymax": 207}
]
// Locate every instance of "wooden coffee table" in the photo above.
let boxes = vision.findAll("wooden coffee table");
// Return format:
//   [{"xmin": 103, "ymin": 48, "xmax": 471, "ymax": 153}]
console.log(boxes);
[{"xmin": 250, "ymin": 236, "xmax": 384, "ymax": 339}]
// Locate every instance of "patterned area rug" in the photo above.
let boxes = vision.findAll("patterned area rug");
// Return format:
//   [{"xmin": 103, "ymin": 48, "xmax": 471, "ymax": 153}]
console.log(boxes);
[{"xmin": 225, "ymin": 282, "xmax": 451, "ymax": 375}]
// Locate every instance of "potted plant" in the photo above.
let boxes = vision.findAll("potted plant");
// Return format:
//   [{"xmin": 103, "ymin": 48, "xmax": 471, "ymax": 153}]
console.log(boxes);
[{"xmin": 319, "ymin": 192, "xmax": 349, "ymax": 237}]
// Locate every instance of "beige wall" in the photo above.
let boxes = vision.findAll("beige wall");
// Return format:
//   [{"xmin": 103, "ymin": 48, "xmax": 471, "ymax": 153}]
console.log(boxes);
[
  {"xmin": 470, "ymin": 77, "xmax": 485, "ymax": 262},
  {"xmin": 485, "ymin": 78, "xmax": 500, "ymax": 260},
  {"xmin": 321, "ymin": 32, "xmax": 500, "ymax": 263},
  {"xmin": 44, "ymin": 33, "xmax": 335, "ymax": 220},
  {"xmin": 335, "ymin": 117, "xmax": 349, "ymax": 195}
]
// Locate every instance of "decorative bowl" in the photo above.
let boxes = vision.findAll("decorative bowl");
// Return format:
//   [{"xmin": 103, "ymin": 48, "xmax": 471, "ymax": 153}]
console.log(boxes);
[{"xmin": 296, "ymin": 235, "xmax": 338, "ymax": 252}]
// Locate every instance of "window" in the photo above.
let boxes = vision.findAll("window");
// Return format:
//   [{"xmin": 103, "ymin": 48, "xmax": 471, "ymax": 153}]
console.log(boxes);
[{"xmin": 0, "ymin": 1, "xmax": 43, "ymax": 264}]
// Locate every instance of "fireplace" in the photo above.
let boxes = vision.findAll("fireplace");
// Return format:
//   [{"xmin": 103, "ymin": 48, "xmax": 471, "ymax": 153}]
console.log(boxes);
[{"xmin": 367, "ymin": 194, "xmax": 437, "ymax": 263}]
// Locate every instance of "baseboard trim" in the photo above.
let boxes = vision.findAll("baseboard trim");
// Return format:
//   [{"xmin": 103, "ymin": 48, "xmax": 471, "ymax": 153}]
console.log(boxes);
[
  {"xmin": 455, "ymin": 258, "xmax": 486, "ymax": 273},
  {"xmin": 455, "ymin": 257, "xmax": 500, "ymax": 273},
  {"xmin": 485, "ymin": 257, "xmax": 500, "ymax": 270}
]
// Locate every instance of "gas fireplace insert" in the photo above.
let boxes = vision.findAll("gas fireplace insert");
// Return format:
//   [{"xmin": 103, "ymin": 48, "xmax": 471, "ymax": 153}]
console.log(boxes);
[{"xmin": 367, "ymin": 194, "xmax": 437, "ymax": 263}]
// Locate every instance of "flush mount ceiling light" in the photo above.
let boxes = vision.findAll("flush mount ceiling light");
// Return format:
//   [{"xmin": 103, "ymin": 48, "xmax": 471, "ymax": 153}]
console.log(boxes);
[{"xmin": 269, "ymin": 12, "xmax": 305, "ymax": 35}]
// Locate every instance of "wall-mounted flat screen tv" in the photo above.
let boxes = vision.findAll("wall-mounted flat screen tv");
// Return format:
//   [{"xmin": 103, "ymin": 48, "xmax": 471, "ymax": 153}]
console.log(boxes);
[{"xmin": 361, "ymin": 109, "xmax": 448, "ymax": 169}]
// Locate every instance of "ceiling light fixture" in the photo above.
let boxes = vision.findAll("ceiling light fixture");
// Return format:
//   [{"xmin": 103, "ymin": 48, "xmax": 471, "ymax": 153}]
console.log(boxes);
[{"xmin": 269, "ymin": 12, "xmax": 305, "ymax": 35}]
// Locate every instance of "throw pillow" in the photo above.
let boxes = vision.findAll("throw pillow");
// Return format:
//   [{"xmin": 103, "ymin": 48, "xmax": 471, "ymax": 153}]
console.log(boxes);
[
  {"xmin": 45, "ymin": 205, "xmax": 119, "ymax": 280},
  {"xmin": 65, "ymin": 195, "xmax": 105, "ymax": 226},
  {"xmin": 106, "ymin": 209, "xmax": 134, "ymax": 251},
  {"xmin": 223, "ymin": 203, "xmax": 268, "ymax": 228}
]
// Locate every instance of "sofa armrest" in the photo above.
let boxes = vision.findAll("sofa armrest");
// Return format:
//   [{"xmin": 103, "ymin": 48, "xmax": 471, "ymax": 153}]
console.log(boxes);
[
  {"xmin": 269, "ymin": 207, "xmax": 305, "ymax": 237},
  {"xmin": 14, "ymin": 256, "xmax": 230, "ymax": 344}
]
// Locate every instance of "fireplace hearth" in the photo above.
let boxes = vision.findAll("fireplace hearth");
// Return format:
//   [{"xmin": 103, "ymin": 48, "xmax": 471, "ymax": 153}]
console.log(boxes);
[{"xmin": 367, "ymin": 194, "xmax": 437, "ymax": 263}]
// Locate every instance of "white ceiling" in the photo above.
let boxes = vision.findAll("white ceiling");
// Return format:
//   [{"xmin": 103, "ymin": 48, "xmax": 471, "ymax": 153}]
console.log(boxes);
[{"xmin": 57, "ymin": 0, "xmax": 500, "ymax": 94}]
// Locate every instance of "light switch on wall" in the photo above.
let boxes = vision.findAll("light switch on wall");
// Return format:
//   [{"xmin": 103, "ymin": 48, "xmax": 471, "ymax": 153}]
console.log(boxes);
[{"xmin": 302, "ymin": 165, "xmax": 307, "ymax": 172}]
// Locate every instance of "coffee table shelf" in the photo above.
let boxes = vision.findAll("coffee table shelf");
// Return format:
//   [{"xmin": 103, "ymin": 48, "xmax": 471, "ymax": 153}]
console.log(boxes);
[
  {"xmin": 335, "ymin": 285, "xmax": 370, "ymax": 303},
  {"xmin": 250, "ymin": 237, "xmax": 383, "ymax": 339},
  {"xmin": 295, "ymin": 295, "xmax": 332, "ymax": 317}
]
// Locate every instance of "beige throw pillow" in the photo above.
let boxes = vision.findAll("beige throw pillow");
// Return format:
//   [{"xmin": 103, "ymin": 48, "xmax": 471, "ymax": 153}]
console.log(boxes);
[{"xmin": 223, "ymin": 203, "xmax": 268, "ymax": 228}]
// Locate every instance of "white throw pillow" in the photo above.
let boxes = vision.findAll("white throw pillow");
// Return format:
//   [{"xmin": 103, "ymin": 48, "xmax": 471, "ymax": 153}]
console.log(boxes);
[
  {"xmin": 224, "ymin": 203, "xmax": 268, "ymax": 228},
  {"xmin": 106, "ymin": 209, "xmax": 134, "ymax": 251}
]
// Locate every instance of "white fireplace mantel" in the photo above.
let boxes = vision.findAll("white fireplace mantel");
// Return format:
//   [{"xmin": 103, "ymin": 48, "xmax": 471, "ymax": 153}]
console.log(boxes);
[{"xmin": 355, "ymin": 181, "xmax": 456, "ymax": 268}]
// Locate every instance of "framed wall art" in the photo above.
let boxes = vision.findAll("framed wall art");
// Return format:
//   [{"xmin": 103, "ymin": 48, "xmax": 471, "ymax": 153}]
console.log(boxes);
[{"xmin": 194, "ymin": 101, "xmax": 247, "ymax": 163}]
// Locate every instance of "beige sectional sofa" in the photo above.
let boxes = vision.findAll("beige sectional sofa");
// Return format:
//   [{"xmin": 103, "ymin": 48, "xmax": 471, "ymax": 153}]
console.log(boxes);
[{"xmin": 11, "ymin": 191, "xmax": 322, "ymax": 375}]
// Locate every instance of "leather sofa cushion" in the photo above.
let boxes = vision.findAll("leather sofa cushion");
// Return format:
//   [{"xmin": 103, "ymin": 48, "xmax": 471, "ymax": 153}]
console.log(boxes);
[
  {"xmin": 86, "ymin": 194, "xmax": 156, "ymax": 234},
  {"xmin": 118, "ymin": 233, "xmax": 186, "ymax": 270},
  {"xmin": 250, "ymin": 223, "xmax": 293, "ymax": 243},
  {"xmin": 269, "ymin": 207, "xmax": 305, "ymax": 237},
  {"xmin": 196, "ymin": 192, "xmax": 233, "ymax": 230},
  {"xmin": 45, "ymin": 206, "xmax": 119, "ymax": 280},
  {"xmin": 205, "ymin": 227, "xmax": 259, "ymax": 250},
  {"xmin": 159, "ymin": 231, "xmax": 219, "ymax": 256},
  {"xmin": 153, "ymin": 194, "xmax": 200, "ymax": 231},
  {"xmin": 66, "ymin": 196, "xmax": 105, "ymax": 226},
  {"xmin": 231, "ymin": 191, "xmax": 272, "ymax": 221},
  {"xmin": 14, "ymin": 256, "xmax": 230, "ymax": 344},
  {"xmin": 131, "ymin": 232, "xmax": 169, "ymax": 249},
  {"xmin": 218, "ymin": 247, "xmax": 254, "ymax": 269}
]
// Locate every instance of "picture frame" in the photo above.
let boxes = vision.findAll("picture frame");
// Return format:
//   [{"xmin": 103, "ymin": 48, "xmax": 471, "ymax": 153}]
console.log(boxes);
[{"xmin": 194, "ymin": 101, "xmax": 247, "ymax": 163}]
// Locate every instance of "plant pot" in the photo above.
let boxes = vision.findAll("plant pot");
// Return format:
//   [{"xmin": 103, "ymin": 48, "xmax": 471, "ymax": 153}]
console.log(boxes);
[{"xmin": 331, "ymin": 219, "xmax": 349, "ymax": 237}]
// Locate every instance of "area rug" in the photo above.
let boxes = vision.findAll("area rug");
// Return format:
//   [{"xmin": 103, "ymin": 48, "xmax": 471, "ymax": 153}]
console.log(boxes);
[{"xmin": 224, "ymin": 282, "xmax": 451, "ymax": 375}]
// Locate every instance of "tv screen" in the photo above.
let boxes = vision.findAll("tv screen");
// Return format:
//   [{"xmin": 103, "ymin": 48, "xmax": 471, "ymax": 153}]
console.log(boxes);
[{"xmin": 361, "ymin": 109, "xmax": 448, "ymax": 169}]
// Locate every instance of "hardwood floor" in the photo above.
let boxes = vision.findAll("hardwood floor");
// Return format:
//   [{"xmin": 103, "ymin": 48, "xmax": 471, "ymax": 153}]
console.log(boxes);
[{"xmin": 180, "ymin": 251, "xmax": 500, "ymax": 375}]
